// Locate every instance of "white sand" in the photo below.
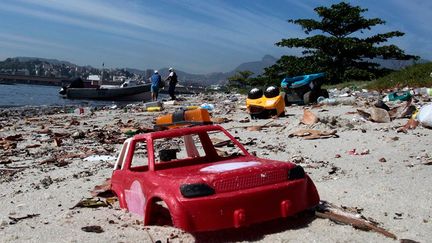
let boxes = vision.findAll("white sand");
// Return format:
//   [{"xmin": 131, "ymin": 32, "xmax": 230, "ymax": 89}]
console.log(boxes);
[{"xmin": 0, "ymin": 93, "xmax": 431, "ymax": 242}]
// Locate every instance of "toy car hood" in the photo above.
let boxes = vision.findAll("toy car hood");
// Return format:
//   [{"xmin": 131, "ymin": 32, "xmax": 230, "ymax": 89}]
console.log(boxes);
[{"xmin": 156, "ymin": 157, "xmax": 297, "ymax": 185}]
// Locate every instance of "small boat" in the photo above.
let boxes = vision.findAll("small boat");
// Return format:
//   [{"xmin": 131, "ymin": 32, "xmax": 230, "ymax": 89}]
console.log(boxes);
[{"xmin": 59, "ymin": 79, "xmax": 151, "ymax": 101}]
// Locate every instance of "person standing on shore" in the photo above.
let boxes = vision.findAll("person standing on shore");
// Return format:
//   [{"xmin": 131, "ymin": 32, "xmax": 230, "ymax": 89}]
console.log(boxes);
[
  {"xmin": 150, "ymin": 70, "xmax": 162, "ymax": 101},
  {"xmin": 165, "ymin": 67, "xmax": 178, "ymax": 100}
]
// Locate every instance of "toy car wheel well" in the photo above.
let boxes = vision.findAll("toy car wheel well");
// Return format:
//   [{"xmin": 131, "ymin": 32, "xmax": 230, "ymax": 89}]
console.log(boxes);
[
  {"xmin": 110, "ymin": 188, "xmax": 126, "ymax": 208},
  {"xmin": 146, "ymin": 197, "xmax": 173, "ymax": 226}
]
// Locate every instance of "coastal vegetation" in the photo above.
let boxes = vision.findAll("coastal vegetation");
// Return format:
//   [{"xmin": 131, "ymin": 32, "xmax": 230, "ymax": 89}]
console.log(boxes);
[{"xmin": 248, "ymin": 2, "xmax": 419, "ymax": 87}]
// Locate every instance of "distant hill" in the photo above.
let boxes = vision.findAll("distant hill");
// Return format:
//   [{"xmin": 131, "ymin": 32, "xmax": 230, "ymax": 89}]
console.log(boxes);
[
  {"xmin": 233, "ymin": 55, "xmax": 277, "ymax": 76},
  {"xmin": 15, "ymin": 56, "xmax": 77, "ymax": 66},
  {"xmin": 129, "ymin": 55, "xmax": 278, "ymax": 86}
]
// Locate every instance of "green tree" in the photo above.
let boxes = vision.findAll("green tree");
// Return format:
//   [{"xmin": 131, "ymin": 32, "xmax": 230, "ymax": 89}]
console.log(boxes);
[
  {"xmin": 265, "ymin": 2, "xmax": 417, "ymax": 84},
  {"xmin": 227, "ymin": 70, "xmax": 254, "ymax": 88}
]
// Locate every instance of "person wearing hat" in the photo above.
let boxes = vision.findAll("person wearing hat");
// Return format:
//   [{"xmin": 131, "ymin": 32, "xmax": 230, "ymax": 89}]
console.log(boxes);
[
  {"xmin": 165, "ymin": 67, "xmax": 178, "ymax": 100},
  {"xmin": 150, "ymin": 70, "xmax": 162, "ymax": 101}
]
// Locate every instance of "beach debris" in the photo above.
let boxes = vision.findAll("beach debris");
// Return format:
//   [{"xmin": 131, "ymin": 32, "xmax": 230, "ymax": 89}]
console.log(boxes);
[
  {"xmin": 239, "ymin": 117, "xmax": 250, "ymax": 123},
  {"xmin": 53, "ymin": 137, "xmax": 62, "ymax": 147},
  {"xmin": 81, "ymin": 225, "xmax": 104, "ymax": 233},
  {"xmin": 388, "ymin": 100, "xmax": 416, "ymax": 119},
  {"xmin": 379, "ymin": 157, "xmax": 387, "ymax": 162},
  {"xmin": 397, "ymin": 118, "xmax": 419, "ymax": 133},
  {"xmin": 9, "ymin": 214, "xmax": 40, "ymax": 224},
  {"xmin": 301, "ymin": 109, "xmax": 319, "ymax": 125},
  {"xmin": 71, "ymin": 198, "xmax": 109, "ymax": 209},
  {"xmin": 71, "ymin": 131, "xmax": 85, "ymax": 139},
  {"xmin": 370, "ymin": 107, "xmax": 391, "ymax": 123},
  {"xmin": 374, "ymin": 100, "xmax": 390, "ymax": 111},
  {"xmin": 211, "ymin": 117, "xmax": 232, "ymax": 124},
  {"xmin": 90, "ymin": 179, "xmax": 113, "ymax": 197},
  {"xmin": 357, "ymin": 108, "xmax": 390, "ymax": 123},
  {"xmin": 0, "ymin": 168, "xmax": 24, "ymax": 179},
  {"xmin": 289, "ymin": 129, "xmax": 338, "ymax": 140},
  {"xmin": 348, "ymin": 148, "xmax": 370, "ymax": 155},
  {"xmin": 315, "ymin": 201, "xmax": 397, "ymax": 239},
  {"xmin": 3, "ymin": 134, "xmax": 23, "ymax": 141},
  {"xmin": 383, "ymin": 91, "xmax": 412, "ymax": 102},
  {"xmin": 417, "ymin": 103, "xmax": 432, "ymax": 128},
  {"xmin": 25, "ymin": 144, "xmax": 41, "ymax": 149},
  {"xmin": 83, "ymin": 155, "xmax": 116, "ymax": 162},
  {"xmin": 399, "ymin": 239, "xmax": 420, "ymax": 243},
  {"xmin": 40, "ymin": 176, "xmax": 53, "ymax": 189}
]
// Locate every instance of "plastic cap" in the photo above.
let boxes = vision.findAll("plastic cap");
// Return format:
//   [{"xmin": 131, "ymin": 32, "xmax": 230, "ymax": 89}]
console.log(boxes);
[{"xmin": 317, "ymin": 96, "xmax": 326, "ymax": 103}]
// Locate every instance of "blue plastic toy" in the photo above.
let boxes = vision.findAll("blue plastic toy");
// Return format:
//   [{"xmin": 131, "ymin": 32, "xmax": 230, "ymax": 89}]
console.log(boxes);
[{"xmin": 281, "ymin": 72, "xmax": 328, "ymax": 105}]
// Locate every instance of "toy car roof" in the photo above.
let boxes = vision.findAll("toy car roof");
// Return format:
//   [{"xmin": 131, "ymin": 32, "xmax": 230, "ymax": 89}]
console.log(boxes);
[{"xmin": 132, "ymin": 124, "xmax": 226, "ymax": 140}]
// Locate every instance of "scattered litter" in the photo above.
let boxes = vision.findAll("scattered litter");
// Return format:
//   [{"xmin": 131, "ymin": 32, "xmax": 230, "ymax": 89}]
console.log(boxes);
[
  {"xmin": 417, "ymin": 103, "xmax": 432, "ymax": 128},
  {"xmin": 301, "ymin": 109, "xmax": 319, "ymax": 125},
  {"xmin": 83, "ymin": 155, "xmax": 116, "ymax": 162},
  {"xmin": 348, "ymin": 149, "xmax": 370, "ymax": 155},
  {"xmin": 9, "ymin": 214, "xmax": 40, "ymax": 224},
  {"xmin": 388, "ymin": 100, "xmax": 416, "ymax": 119},
  {"xmin": 71, "ymin": 198, "xmax": 109, "ymax": 209},
  {"xmin": 200, "ymin": 103, "xmax": 215, "ymax": 111},
  {"xmin": 90, "ymin": 179, "xmax": 113, "ymax": 197},
  {"xmin": 316, "ymin": 201, "xmax": 397, "ymax": 239},
  {"xmin": 383, "ymin": 91, "xmax": 412, "ymax": 102},
  {"xmin": 289, "ymin": 129, "xmax": 338, "ymax": 140},
  {"xmin": 318, "ymin": 96, "xmax": 356, "ymax": 105},
  {"xmin": 357, "ymin": 108, "xmax": 390, "ymax": 123},
  {"xmin": 374, "ymin": 100, "xmax": 389, "ymax": 111},
  {"xmin": 81, "ymin": 225, "xmax": 104, "ymax": 233},
  {"xmin": 397, "ymin": 119, "xmax": 419, "ymax": 133}
]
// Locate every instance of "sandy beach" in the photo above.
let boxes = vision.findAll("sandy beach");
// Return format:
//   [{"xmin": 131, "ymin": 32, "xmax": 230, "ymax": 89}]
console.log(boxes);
[{"xmin": 1, "ymin": 91, "xmax": 431, "ymax": 242}]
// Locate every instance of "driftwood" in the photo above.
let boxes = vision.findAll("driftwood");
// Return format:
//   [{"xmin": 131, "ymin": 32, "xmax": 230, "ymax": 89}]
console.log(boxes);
[
  {"xmin": 315, "ymin": 201, "xmax": 397, "ymax": 240},
  {"xmin": 289, "ymin": 129, "xmax": 338, "ymax": 140}
]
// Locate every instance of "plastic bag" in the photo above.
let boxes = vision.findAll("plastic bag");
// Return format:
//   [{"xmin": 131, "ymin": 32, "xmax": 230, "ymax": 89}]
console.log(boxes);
[{"xmin": 417, "ymin": 103, "xmax": 432, "ymax": 128}]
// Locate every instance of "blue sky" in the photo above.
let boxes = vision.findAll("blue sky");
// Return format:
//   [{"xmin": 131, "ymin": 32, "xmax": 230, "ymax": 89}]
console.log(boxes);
[{"xmin": 0, "ymin": 0, "xmax": 431, "ymax": 74}]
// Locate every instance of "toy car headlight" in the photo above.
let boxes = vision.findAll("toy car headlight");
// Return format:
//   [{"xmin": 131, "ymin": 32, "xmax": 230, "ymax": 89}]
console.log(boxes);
[
  {"xmin": 180, "ymin": 183, "xmax": 215, "ymax": 198},
  {"xmin": 288, "ymin": 165, "xmax": 305, "ymax": 180}
]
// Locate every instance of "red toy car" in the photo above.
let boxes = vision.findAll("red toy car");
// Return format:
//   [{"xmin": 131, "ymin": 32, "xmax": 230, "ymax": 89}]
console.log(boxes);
[{"xmin": 111, "ymin": 125, "xmax": 319, "ymax": 232}]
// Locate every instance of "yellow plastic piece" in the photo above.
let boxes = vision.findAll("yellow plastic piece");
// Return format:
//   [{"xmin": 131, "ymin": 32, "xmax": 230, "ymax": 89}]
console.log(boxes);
[
  {"xmin": 147, "ymin": 106, "xmax": 162, "ymax": 112},
  {"xmin": 246, "ymin": 95, "xmax": 285, "ymax": 117},
  {"xmin": 155, "ymin": 108, "xmax": 212, "ymax": 129},
  {"xmin": 185, "ymin": 106, "xmax": 200, "ymax": 110}
]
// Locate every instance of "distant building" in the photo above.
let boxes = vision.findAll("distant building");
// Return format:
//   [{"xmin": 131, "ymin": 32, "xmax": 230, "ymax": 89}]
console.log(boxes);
[
  {"xmin": 87, "ymin": 74, "xmax": 102, "ymax": 86},
  {"xmin": 113, "ymin": 75, "xmax": 126, "ymax": 82},
  {"xmin": 13, "ymin": 69, "xmax": 30, "ymax": 76}
]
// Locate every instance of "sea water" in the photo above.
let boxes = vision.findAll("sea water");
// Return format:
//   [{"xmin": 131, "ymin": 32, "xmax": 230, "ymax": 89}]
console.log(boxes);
[{"xmin": 0, "ymin": 84, "xmax": 144, "ymax": 108}]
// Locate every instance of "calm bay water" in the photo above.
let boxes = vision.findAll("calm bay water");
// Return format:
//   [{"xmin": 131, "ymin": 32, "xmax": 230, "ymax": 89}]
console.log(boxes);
[{"xmin": 0, "ymin": 84, "xmax": 142, "ymax": 108}]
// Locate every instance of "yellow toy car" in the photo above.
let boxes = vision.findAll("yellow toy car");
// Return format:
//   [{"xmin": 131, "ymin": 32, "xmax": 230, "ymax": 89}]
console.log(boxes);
[{"xmin": 246, "ymin": 86, "xmax": 285, "ymax": 119}]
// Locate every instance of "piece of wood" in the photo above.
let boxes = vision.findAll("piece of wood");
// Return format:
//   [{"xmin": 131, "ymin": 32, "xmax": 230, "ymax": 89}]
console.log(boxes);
[{"xmin": 316, "ymin": 201, "xmax": 397, "ymax": 239}]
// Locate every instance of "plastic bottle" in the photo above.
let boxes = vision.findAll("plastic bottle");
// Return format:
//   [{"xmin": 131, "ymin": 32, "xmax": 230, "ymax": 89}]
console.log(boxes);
[
  {"xmin": 382, "ymin": 91, "xmax": 412, "ymax": 102},
  {"xmin": 317, "ymin": 96, "xmax": 356, "ymax": 105},
  {"xmin": 200, "ymin": 103, "xmax": 214, "ymax": 111},
  {"xmin": 74, "ymin": 107, "xmax": 91, "ymax": 115},
  {"xmin": 413, "ymin": 88, "xmax": 432, "ymax": 97}
]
